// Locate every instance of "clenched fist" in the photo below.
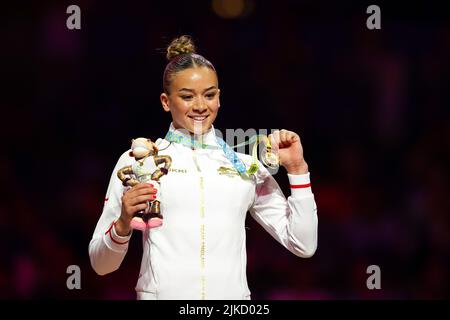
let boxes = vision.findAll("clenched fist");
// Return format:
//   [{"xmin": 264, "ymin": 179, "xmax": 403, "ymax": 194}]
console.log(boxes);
[{"xmin": 268, "ymin": 129, "xmax": 308, "ymax": 174}]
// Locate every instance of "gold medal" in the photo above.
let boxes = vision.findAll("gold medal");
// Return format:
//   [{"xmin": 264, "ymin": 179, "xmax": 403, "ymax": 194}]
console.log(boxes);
[{"xmin": 261, "ymin": 148, "xmax": 279, "ymax": 169}]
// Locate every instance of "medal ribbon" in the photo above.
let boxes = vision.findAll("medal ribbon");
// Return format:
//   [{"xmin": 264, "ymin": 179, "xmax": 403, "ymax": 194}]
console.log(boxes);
[{"xmin": 164, "ymin": 131, "xmax": 278, "ymax": 175}]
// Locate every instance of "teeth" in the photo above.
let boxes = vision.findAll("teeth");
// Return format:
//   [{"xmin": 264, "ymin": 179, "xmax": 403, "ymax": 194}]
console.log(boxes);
[{"xmin": 192, "ymin": 116, "xmax": 206, "ymax": 121}]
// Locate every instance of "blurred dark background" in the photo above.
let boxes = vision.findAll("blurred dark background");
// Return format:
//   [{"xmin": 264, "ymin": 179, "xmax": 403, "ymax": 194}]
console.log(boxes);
[{"xmin": 1, "ymin": 0, "xmax": 449, "ymax": 299}]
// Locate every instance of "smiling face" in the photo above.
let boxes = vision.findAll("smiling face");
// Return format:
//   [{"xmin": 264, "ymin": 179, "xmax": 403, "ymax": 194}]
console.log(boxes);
[{"xmin": 160, "ymin": 66, "xmax": 220, "ymax": 135}]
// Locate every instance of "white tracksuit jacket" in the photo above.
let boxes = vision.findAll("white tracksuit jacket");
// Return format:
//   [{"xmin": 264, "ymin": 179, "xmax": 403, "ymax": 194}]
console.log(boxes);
[{"xmin": 89, "ymin": 123, "xmax": 318, "ymax": 300}]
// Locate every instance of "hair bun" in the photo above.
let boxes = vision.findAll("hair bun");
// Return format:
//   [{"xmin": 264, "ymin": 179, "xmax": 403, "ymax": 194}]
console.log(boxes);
[{"xmin": 166, "ymin": 35, "xmax": 196, "ymax": 61}]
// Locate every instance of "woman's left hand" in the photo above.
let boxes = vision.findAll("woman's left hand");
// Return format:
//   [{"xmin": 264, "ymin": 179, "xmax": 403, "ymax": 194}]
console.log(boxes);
[{"xmin": 268, "ymin": 129, "xmax": 309, "ymax": 174}]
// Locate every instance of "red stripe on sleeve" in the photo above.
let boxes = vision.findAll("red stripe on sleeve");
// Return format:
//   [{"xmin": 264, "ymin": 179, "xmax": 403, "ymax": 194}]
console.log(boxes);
[
  {"xmin": 105, "ymin": 221, "xmax": 129, "ymax": 245},
  {"xmin": 105, "ymin": 222, "xmax": 114, "ymax": 235},
  {"xmin": 290, "ymin": 183, "xmax": 311, "ymax": 189}
]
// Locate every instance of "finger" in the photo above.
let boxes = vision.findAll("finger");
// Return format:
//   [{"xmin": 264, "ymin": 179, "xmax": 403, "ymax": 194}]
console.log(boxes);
[
  {"xmin": 131, "ymin": 203, "xmax": 149, "ymax": 215},
  {"xmin": 274, "ymin": 130, "xmax": 289, "ymax": 148},
  {"xmin": 123, "ymin": 187, "xmax": 153, "ymax": 204},
  {"xmin": 284, "ymin": 130, "xmax": 298, "ymax": 142},
  {"xmin": 126, "ymin": 183, "xmax": 154, "ymax": 196},
  {"xmin": 280, "ymin": 129, "xmax": 288, "ymax": 145},
  {"xmin": 122, "ymin": 201, "xmax": 148, "ymax": 217},
  {"xmin": 269, "ymin": 130, "xmax": 281, "ymax": 147},
  {"xmin": 131, "ymin": 186, "xmax": 158, "ymax": 197},
  {"xmin": 133, "ymin": 182, "xmax": 154, "ymax": 190},
  {"xmin": 128, "ymin": 194, "xmax": 156, "ymax": 206}
]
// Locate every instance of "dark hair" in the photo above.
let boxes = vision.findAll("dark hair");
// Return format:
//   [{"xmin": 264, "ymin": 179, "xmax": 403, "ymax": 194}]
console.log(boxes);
[{"xmin": 163, "ymin": 35, "xmax": 216, "ymax": 93}]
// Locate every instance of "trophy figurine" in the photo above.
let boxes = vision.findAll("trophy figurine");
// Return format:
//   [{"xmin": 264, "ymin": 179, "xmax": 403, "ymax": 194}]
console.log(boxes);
[{"xmin": 117, "ymin": 138, "xmax": 172, "ymax": 230}]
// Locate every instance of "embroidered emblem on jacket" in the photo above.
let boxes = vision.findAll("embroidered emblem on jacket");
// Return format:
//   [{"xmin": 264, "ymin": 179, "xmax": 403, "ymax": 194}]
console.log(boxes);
[{"xmin": 217, "ymin": 166, "xmax": 240, "ymax": 177}]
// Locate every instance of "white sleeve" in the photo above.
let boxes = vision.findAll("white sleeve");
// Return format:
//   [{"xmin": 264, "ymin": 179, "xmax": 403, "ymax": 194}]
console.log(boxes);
[
  {"xmin": 248, "ymin": 165, "xmax": 318, "ymax": 258},
  {"xmin": 88, "ymin": 151, "xmax": 134, "ymax": 275}
]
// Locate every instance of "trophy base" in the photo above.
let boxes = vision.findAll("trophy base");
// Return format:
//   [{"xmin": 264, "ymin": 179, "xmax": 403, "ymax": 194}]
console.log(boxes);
[
  {"xmin": 132, "ymin": 200, "xmax": 163, "ymax": 230},
  {"xmin": 146, "ymin": 217, "xmax": 163, "ymax": 228},
  {"xmin": 131, "ymin": 216, "xmax": 163, "ymax": 230}
]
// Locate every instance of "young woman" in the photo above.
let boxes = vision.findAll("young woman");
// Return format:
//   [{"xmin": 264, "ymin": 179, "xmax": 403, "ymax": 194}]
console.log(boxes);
[{"xmin": 89, "ymin": 35, "xmax": 318, "ymax": 300}]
